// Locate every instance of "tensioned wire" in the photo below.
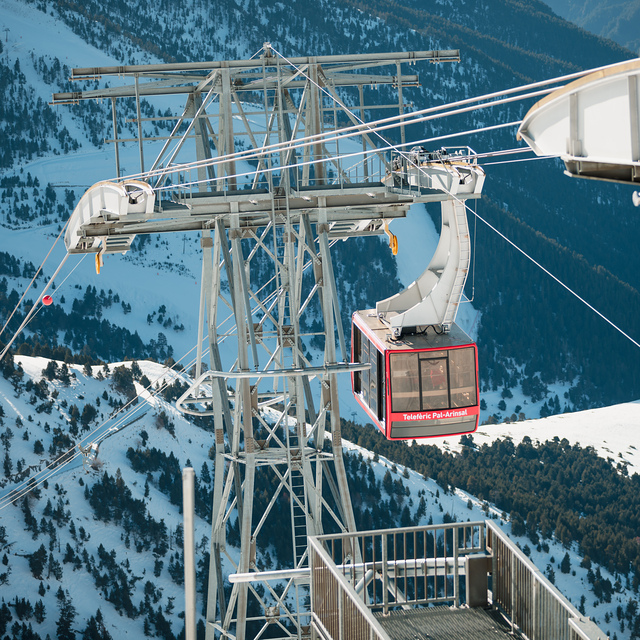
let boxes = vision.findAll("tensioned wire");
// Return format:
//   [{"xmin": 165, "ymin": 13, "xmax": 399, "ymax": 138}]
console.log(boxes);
[
  {"xmin": 0, "ymin": 238, "xmax": 333, "ymax": 509},
  {"xmin": 126, "ymin": 107, "xmax": 540, "ymax": 192},
  {"xmin": 465, "ymin": 201, "xmax": 640, "ymax": 350},
  {"xmin": 0, "ymin": 345, "xmax": 204, "ymax": 507},
  {"xmin": 147, "ymin": 122, "xmax": 531, "ymax": 195},
  {"xmin": 113, "ymin": 55, "xmax": 629, "ymax": 189},
  {"xmin": 0, "ymin": 254, "xmax": 71, "ymax": 363},
  {"xmin": 0, "ymin": 256, "xmax": 213, "ymax": 508},
  {"xmin": 114, "ymin": 61, "xmax": 576, "ymax": 188},
  {"xmin": 0, "ymin": 224, "xmax": 337, "ymax": 506},
  {"xmin": 0, "ymin": 219, "xmax": 69, "ymax": 340},
  {"xmin": 0, "ymin": 338, "xmax": 205, "ymax": 509},
  {"xmin": 480, "ymin": 155, "xmax": 558, "ymax": 166},
  {"xmin": 85, "ymin": 57, "xmax": 574, "ymax": 193},
  {"xmin": 0, "ymin": 254, "xmax": 88, "ymax": 353},
  {"xmin": 0, "ymin": 194, "xmax": 334, "ymax": 505},
  {"xmin": 267, "ymin": 44, "xmax": 640, "ymax": 353}
]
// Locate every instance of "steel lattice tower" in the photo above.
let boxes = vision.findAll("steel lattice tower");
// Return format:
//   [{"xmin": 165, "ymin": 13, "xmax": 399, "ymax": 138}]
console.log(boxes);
[{"xmin": 55, "ymin": 45, "xmax": 472, "ymax": 639}]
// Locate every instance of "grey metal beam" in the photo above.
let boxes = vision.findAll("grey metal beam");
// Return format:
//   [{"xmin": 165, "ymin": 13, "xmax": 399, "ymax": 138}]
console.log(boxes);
[
  {"xmin": 69, "ymin": 50, "xmax": 459, "ymax": 79},
  {"xmin": 52, "ymin": 73, "xmax": 422, "ymax": 103}
]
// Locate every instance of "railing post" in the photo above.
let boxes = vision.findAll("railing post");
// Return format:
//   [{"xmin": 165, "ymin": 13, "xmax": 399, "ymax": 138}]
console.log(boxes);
[
  {"xmin": 453, "ymin": 526, "xmax": 459, "ymax": 607},
  {"xmin": 338, "ymin": 579, "xmax": 343, "ymax": 640},
  {"xmin": 491, "ymin": 528, "xmax": 497, "ymax": 611},
  {"xmin": 182, "ymin": 468, "xmax": 196, "ymax": 640},
  {"xmin": 510, "ymin": 538, "xmax": 516, "ymax": 634},
  {"xmin": 532, "ymin": 577, "xmax": 538, "ymax": 640},
  {"xmin": 382, "ymin": 533, "xmax": 389, "ymax": 614}
]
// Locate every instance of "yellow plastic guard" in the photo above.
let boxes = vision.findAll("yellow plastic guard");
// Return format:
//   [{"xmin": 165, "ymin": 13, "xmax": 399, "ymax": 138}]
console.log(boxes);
[{"xmin": 384, "ymin": 222, "xmax": 398, "ymax": 256}]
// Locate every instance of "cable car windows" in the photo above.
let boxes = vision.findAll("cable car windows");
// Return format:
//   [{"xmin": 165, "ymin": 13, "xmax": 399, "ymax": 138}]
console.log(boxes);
[
  {"xmin": 353, "ymin": 326, "xmax": 362, "ymax": 394},
  {"xmin": 369, "ymin": 339, "xmax": 378, "ymax": 417},
  {"xmin": 390, "ymin": 347, "xmax": 478, "ymax": 414},
  {"xmin": 449, "ymin": 347, "xmax": 477, "ymax": 408},
  {"xmin": 420, "ymin": 356, "xmax": 449, "ymax": 410},
  {"xmin": 353, "ymin": 322, "xmax": 386, "ymax": 423},
  {"xmin": 390, "ymin": 353, "xmax": 420, "ymax": 412},
  {"xmin": 361, "ymin": 333, "xmax": 370, "ymax": 406}
]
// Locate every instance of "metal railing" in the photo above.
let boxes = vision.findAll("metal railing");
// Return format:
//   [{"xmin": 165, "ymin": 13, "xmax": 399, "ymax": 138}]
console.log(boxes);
[
  {"xmin": 485, "ymin": 520, "xmax": 605, "ymax": 640},
  {"xmin": 311, "ymin": 541, "xmax": 390, "ymax": 640},
  {"xmin": 316, "ymin": 522, "xmax": 485, "ymax": 611},
  {"xmin": 310, "ymin": 520, "xmax": 607, "ymax": 640}
]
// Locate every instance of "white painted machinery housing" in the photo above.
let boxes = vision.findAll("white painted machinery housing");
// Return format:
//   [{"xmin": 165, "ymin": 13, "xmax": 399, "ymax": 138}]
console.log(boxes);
[
  {"xmin": 64, "ymin": 180, "xmax": 155, "ymax": 254},
  {"xmin": 517, "ymin": 59, "xmax": 640, "ymax": 184}
]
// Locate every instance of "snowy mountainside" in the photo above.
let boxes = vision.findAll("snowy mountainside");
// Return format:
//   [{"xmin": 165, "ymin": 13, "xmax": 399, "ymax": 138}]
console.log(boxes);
[
  {"xmin": 1, "ymin": 3, "xmax": 640, "ymax": 640},
  {"xmin": 0, "ymin": 353, "xmax": 637, "ymax": 639},
  {"xmin": 434, "ymin": 400, "xmax": 640, "ymax": 474},
  {"xmin": 1, "ymin": 0, "xmax": 639, "ymax": 414},
  {"xmin": 540, "ymin": 0, "xmax": 640, "ymax": 53},
  {"xmin": 0, "ymin": 357, "xmax": 211, "ymax": 638}
]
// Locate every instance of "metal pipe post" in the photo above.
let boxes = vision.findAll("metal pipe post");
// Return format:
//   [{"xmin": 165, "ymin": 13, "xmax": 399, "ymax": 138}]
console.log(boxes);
[{"xmin": 183, "ymin": 467, "xmax": 197, "ymax": 640}]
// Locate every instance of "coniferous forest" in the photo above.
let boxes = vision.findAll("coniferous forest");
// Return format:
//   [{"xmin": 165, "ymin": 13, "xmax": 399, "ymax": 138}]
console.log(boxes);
[
  {"xmin": 342, "ymin": 419, "xmax": 640, "ymax": 591},
  {"xmin": 1, "ymin": 0, "xmax": 639, "ymax": 410}
]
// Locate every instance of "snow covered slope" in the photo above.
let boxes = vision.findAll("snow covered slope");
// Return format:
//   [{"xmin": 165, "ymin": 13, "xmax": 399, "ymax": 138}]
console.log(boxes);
[
  {"xmin": 439, "ymin": 401, "xmax": 640, "ymax": 473},
  {"xmin": 0, "ymin": 3, "xmax": 639, "ymax": 638},
  {"xmin": 2, "ymin": 0, "xmax": 639, "ymax": 417},
  {"xmin": 0, "ymin": 353, "xmax": 636, "ymax": 639}
]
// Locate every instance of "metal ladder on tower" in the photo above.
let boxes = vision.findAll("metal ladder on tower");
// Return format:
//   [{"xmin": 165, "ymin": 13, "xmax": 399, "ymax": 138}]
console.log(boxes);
[
  {"xmin": 275, "ymin": 214, "xmax": 309, "ymax": 569},
  {"xmin": 287, "ymin": 419, "xmax": 309, "ymax": 568}
]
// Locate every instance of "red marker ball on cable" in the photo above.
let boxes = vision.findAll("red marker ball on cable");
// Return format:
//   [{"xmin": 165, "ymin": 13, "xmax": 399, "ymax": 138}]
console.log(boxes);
[{"xmin": 42, "ymin": 295, "xmax": 53, "ymax": 306}]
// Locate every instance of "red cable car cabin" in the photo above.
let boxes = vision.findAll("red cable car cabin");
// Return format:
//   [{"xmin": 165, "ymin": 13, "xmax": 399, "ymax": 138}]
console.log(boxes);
[{"xmin": 351, "ymin": 310, "xmax": 479, "ymax": 440}]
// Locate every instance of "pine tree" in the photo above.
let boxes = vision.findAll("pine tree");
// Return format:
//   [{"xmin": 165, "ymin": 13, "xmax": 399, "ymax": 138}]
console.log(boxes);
[
  {"xmin": 382, "ymin": 469, "xmax": 393, "ymax": 496},
  {"xmin": 28, "ymin": 544, "xmax": 47, "ymax": 579},
  {"xmin": 0, "ymin": 602, "xmax": 12, "ymax": 636},
  {"xmin": 34, "ymin": 600, "xmax": 46, "ymax": 624},
  {"xmin": 82, "ymin": 609, "xmax": 112, "ymax": 639},
  {"xmin": 3, "ymin": 452, "xmax": 11, "ymax": 478},
  {"xmin": 56, "ymin": 589, "xmax": 76, "ymax": 640},
  {"xmin": 58, "ymin": 363, "xmax": 71, "ymax": 386}
]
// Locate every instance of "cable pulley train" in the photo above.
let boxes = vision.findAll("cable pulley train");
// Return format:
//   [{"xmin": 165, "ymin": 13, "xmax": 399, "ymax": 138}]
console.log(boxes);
[{"xmin": 351, "ymin": 147, "xmax": 485, "ymax": 440}]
